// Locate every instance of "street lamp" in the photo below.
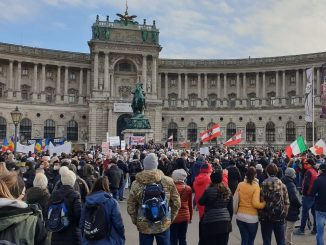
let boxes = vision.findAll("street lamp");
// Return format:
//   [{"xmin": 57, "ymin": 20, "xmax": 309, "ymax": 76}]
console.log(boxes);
[{"xmin": 10, "ymin": 106, "xmax": 22, "ymax": 153}]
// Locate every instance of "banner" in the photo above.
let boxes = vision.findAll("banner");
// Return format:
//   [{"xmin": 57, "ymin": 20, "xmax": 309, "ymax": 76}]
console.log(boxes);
[
  {"xmin": 200, "ymin": 147, "xmax": 210, "ymax": 155},
  {"xmin": 101, "ymin": 142, "xmax": 110, "ymax": 155},
  {"xmin": 49, "ymin": 142, "xmax": 72, "ymax": 156},
  {"xmin": 305, "ymin": 67, "xmax": 313, "ymax": 122},
  {"xmin": 121, "ymin": 140, "xmax": 126, "ymax": 150},
  {"xmin": 129, "ymin": 136, "xmax": 145, "ymax": 145},
  {"xmin": 109, "ymin": 136, "xmax": 120, "ymax": 147},
  {"xmin": 16, "ymin": 142, "xmax": 35, "ymax": 154},
  {"xmin": 321, "ymin": 64, "xmax": 326, "ymax": 119}
]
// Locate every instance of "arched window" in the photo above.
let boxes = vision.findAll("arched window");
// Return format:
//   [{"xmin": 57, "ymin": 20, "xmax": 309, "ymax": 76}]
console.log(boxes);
[
  {"xmin": 207, "ymin": 122, "xmax": 215, "ymax": 129},
  {"xmin": 0, "ymin": 117, "xmax": 6, "ymax": 139},
  {"xmin": 246, "ymin": 122, "xmax": 256, "ymax": 142},
  {"xmin": 20, "ymin": 118, "xmax": 32, "ymax": 141},
  {"xmin": 44, "ymin": 119, "xmax": 55, "ymax": 138},
  {"xmin": 286, "ymin": 121, "xmax": 296, "ymax": 141},
  {"xmin": 226, "ymin": 122, "xmax": 236, "ymax": 139},
  {"xmin": 208, "ymin": 94, "xmax": 217, "ymax": 108},
  {"xmin": 306, "ymin": 122, "xmax": 316, "ymax": 142},
  {"xmin": 167, "ymin": 122, "xmax": 178, "ymax": 141},
  {"xmin": 187, "ymin": 122, "xmax": 197, "ymax": 142},
  {"xmin": 67, "ymin": 120, "xmax": 78, "ymax": 141},
  {"xmin": 266, "ymin": 121, "xmax": 275, "ymax": 142}
]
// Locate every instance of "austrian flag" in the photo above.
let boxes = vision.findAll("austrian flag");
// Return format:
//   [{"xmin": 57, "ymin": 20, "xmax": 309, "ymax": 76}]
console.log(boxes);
[
  {"xmin": 200, "ymin": 124, "xmax": 221, "ymax": 142},
  {"xmin": 224, "ymin": 131, "xmax": 242, "ymax": 146}
]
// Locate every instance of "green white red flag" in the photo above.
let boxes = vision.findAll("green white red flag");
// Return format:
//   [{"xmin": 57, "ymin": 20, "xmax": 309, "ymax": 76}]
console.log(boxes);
[
  {"xmin": 285, "ymin": 136, "xmax": 307, "ymax": 158},
  {"xmin": 310, "ymin": 139, "xmax": 326, "ymax": 155}
]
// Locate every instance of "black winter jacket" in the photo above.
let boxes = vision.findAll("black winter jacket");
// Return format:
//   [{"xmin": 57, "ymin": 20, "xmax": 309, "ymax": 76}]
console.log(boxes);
[
  {"xmin": 312, "ymin": 172, "xmax": 326, "ymax": 212},
  {"xmin": 105, "ymin": 165, "xmax": 123, "ymax": 190},
  {"xmin": 26, "ymin": 187, "xmax": 50, "ymax": 219},
  {"xmin": 49, "ymin": 185, "xmax": 82, "ymax": 245},
  {"xmin": 227, "ymin": 165, "xmax": 242, "ymax": 194},
  {"xmin": 282, "ymin": 176, "xmax": 301, "ymax": 221}
]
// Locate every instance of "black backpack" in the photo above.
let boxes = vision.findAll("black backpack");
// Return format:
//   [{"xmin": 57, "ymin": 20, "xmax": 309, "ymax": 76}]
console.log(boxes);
[
  {"xmin": 83, "ymin": 203, "xmax": 109, "ymax": 240},
  {"xmin": 47, "ymin": 200, "xmax": 70, "ymax": 232},
  {"xmin": 141, "ymin": 181, "xmax": 168, "ymax": 223}
]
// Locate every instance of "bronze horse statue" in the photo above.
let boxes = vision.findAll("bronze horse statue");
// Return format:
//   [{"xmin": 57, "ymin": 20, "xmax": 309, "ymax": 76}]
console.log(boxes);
[{"xmin": 131, "ymin": 83, "xmax": 146, "ymax": 115}]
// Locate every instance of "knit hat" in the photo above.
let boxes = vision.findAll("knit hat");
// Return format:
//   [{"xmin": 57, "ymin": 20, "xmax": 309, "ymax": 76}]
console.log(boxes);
[
  {"xmin": 33, "ymin": 173, "xmax": 48, "ymax": 189},
  {"xmin": 210, "ymin": 170, "xmax": 223, "ymax": 184},
  {"xmin": 59, "ymin": 166, "xmax": 76, "ymax": 187},
  {"xmin": 172, "ymin": 169, "xmax": 187, "ymax": 182},
  {"xmin": 285, "ymin": 168, "xmax": 296, "ymax": 179},
  {"xmin": 256, "ymin": 164, "xmax": 263, "ymax": 171},
  {"xmin": 319, "ymin": 163, "xmax": 326, "ymax": 172},
  {"xmin": 143, "ymin": 153, "xmax": 158, "ymax": 170},
  {"xmin": 196, "ymin": 155, "xmax": 205, "ymax": 163}
]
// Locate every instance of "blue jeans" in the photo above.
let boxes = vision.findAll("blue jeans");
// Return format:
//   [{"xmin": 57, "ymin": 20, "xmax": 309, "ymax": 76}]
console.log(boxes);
[
  {"xmin": 300, "ymin": 196, "xmax": 316, "ymax": 232},
  {"xmin": 110, "ymin": 188, "xmax": 119, "ymax": 200},
  {"xmin": 170, "ymin": 222, "xmax": 188, "ymax": 245},
  {"xmin": 139, "ymin": 229, "xmax": 170, "ymax": 245},
  {"xmin": 118, "ymin": 178, "xmax": 126, "ymax": 200},
  {"xmin": 236, "ymin": 220, "xmax": 258, "ymax": 245},
  {"xmin": 260, "ymin": 221, "xmax": 285, "ymax": 245},
  {"xmin": 316, "ymin": 211, "xmax": 326, "ymax": 245}
]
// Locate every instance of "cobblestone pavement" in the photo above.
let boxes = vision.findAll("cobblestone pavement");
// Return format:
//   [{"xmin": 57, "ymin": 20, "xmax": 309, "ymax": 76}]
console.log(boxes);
[{"xmin": 119, "ymin": 190, "xmax": 324, "ymax": 245}]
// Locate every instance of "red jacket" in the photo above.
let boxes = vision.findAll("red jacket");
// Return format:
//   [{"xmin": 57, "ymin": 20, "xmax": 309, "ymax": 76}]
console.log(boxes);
[{"xmin": 173, "ymin": 182, "xmax": 193, "ymax": 223}]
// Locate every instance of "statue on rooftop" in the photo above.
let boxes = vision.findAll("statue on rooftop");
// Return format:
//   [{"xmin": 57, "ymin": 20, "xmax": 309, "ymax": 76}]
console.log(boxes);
[{"xmin": 116, "ymin": 0, "xmax": 137, "ymax": 25}]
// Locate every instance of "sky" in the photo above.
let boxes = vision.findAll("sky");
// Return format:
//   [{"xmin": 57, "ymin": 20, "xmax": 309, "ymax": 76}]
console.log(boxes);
[{"xmin": 0, "ymin": 0, "xmax": 325, "ymax": 59}]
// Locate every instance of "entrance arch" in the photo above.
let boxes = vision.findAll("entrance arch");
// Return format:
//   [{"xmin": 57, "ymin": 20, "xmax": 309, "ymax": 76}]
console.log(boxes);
[{"xmin": 117, "ymin": 114, "xmax": 132, "ymax": 140}]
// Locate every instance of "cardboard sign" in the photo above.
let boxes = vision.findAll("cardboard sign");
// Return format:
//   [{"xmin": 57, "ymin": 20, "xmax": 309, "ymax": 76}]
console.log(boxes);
[
  {"xmin": 109, "ymin": 136, "xmax": 120, "ymax": 147},
  {"xmin": 121, "ymin": 140, "xmax": 126, "ymax": 150},
  {"xmin": 129, "ymin": 136, "xmax": 145, "ymax": 145}
]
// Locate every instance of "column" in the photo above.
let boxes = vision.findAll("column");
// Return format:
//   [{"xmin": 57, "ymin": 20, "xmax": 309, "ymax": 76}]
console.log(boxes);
[
  {"xmin": 16, "ymin": 62, "xmax": 21, "ymax": 100},
  {"xmin": 177, "ymin": 73, "xmax": 182, "ymax": 107},
  {"xmin": 197, "ymin": 74, "xmax": 201, "ymax": 107},
  {"xmin": 157, "ymin": 73, "xmax": 161, "ymax": 98},
  {"xmin": 64, "ymin": 66, "xmax": 68, "ymax": 103},
  {"xmin": 93, "ymin": 52, "xmax": 99, "ymax": 90},
  {"xmin": 255, "ymin": 72, "xmax": 260, "ymax": 107},
  {"xmin": 104, "ymin": 52, "xmax": 109, "ymax": 91},
  {"xmin": 78, "ymin": 69, "xmax": 84, "ymax": 104},
  {"xmin": 152, "ymin": 56, "xmax": 157, "ymax": 94},
  {"xmin": 142, "ymin": 54, "xmax": 147, "ymax": 85},
  {"xmin": 295, "ymin": 69, "xmax": 300, "ymax": 96},
  {"xmin": 32, "ymin": 63, "xmax": 38, "ymax": 101},
  {"xmin": 242, "ymin": 73, "xmax": 247, "ymax": 107},
  {"xmin": 164, "ymin": 73, "xmax": 168, "ymax": 107},
  {"xmin": 223, "ymin": 74, "xmax": 227, "ymax": 99},
  {"xmin": 275, "ymin": 71, "xmax": 280, "ymax": 97},
  {"xmin": 56, "ymin": 66, "xmax": 61, "ymax": 103},
  {"xmin": 7, "ymin": 60, "xmax": 13, "ymax": 99},
  {"xmin": 204, "ymin": 73, "xmax": 208, "ymax": 107},
  {"xmin": 302, "ymin": 69, "xmax": 306, "ymax": 96},
  {"xmin": 110, "ymin": 73, "xmax": 114, "ymax": 97},
  {"xmin": 86, "ymin": 69, "xmax": 91, "ymax": 96},
  {"xmin": 184, "ymin": 73, "xmax": 188, "ymax": 107},
  {"xmin": 281, "ymin": 70, "xmax": 286, "ymax": 105},
  {"xmin": 40, "ymin": 64, "xmax": 46, "ymax": 102},
  {"xmin": 262, "ymin": 72, "xmax": 266, "ymax": 97},
  {"xmin": 236, "ymin": 73, "xmax": 240, "ymax": 98},
  {"xmin": 217, "ymin": 73, "xmax": 221, "ymax": 99}
]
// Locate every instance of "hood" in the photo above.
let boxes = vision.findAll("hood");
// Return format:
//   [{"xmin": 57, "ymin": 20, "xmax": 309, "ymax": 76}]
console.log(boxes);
[
  {"xmin": 0, "ymin": 198, "xmax": 28, "ymax": 209},
  {"xmin": 263, "ymin": 176, "xmax": 283, "ymax": 191},
  {"xmin": 282, "ymin": 176, "xmax": 294, "ymax": 185},
  {"xmin": 195, "ymin": 173, "xmax": 211, "ymax": 185},
  {"xmin": 86, "ymin": 191, "xmax": 112, "ymax": 205},
  {"xmin": 135, "ymin": 169, "xmax": 164, "ymax": 185}
]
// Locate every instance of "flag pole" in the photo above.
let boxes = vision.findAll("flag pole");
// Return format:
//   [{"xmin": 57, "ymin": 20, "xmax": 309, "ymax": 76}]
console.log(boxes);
[{"xmin": 313, "ymin": 67, "xmax": 315, "ymax": 145}]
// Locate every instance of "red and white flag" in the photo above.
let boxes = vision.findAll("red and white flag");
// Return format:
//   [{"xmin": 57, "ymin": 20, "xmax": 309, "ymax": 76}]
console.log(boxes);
[
  {"xmin": 167, "ymin": 135, "xmax": 173, "ymax": 149},
  {"xmin": 310, "ymin": 139, "xmax": 326, "ymax": 155},
  {"xmin": 200, "ymin": 124, "xmax": 221, "ymax": 142},
  {"xmin": 224, "ymin": 131, "xmax": 242, "ymax": 146}
]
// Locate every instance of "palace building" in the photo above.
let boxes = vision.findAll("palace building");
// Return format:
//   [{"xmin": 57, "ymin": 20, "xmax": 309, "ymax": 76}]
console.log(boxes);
[{"xmin": 0, "ymin": 13, "xmax": 324, "ymax": 148}]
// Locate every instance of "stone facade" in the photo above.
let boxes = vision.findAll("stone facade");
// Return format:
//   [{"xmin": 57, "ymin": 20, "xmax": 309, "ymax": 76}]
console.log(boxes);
[{"xmin": 0, "ymin": 15, "xmax": 324, "ymax": 147}]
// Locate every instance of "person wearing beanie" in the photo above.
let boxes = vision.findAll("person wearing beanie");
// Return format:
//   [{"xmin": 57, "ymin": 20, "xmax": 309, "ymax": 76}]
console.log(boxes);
[
  {"xmin": 104, "ymin": 160, "xmax": 123, "ymax": 200},
  {"xmin": 26, "ymin": 172, "xmax": 50, "ymax": 218},
  {"xmin": 294, "ymin": 158, "xmax": 318, "ymax": 235},
  {"xmin": 127, "ymin": 153, "xmax": 181, "ymax": 244},
  {"xmin": 281, "ymin": 167, "xmax": 302, "ymax": 245},
  {"xmin": 49, "ymin": 166, "xmax": 82, "ymax": 245},
  {"xmin": 227, "ymin": 159, "xmax": 241, "ymax": 194},
  {"xmin": 191, "ymin": 155, "xmax": 205, "ymax": 185},
  {"xmin": 198, "ymin": 170, "xmax": 233, "ymax": 245},
  {"xmin": 255, "ymin": 164, "xmax": 265, "ymax": 185},
  {"xmin": 170, "ymin": 169, "xmax": 193, "ymax": 245}
]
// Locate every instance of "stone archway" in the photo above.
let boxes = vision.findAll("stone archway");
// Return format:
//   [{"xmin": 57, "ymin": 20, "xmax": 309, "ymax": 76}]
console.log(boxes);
[{"xmin": 117, "ymin": 114, "xmax": 132, "ymax": 140}]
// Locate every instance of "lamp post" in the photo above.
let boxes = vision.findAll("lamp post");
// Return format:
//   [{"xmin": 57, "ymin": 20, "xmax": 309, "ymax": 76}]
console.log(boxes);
[{"xmin": 10, "ymin": 106, "xmax": 22, "ymax": 153}]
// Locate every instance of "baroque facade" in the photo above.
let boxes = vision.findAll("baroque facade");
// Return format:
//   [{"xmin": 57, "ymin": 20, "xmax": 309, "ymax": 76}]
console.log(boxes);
[{"xmin": 0, "ymin": 14, "xmax": 324, "ymax": 148}]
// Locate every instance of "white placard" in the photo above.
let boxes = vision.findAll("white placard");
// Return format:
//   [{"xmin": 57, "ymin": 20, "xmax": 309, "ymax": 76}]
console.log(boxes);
[
  {"xmin": 16, "ymin": 142, "xmax": 35, "ymax": 154},
  {"xmin": 121, "ymin": 140, "xmax": 126, "ymax": 150},
  {"xmin": 200, "ymin": 147, "xmax": 210, "ymax": 155},
  {"xmin": 49, "ymin": 142, "xmax": 72, "ymax": 156},
  {"xmin": 113, "ymin": 103, "xmax": 132, "ymax": 113},
  {"xmin": 109, "ymin": 136, "xmax": 120, "ymax": 147},
  {"xmin": 106, "ymin": 132, "xmax": 110, "ymax": 143}
]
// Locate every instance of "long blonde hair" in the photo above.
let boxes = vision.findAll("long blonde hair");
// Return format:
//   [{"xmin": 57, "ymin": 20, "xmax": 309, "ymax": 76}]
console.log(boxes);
[
  {"xmin": 0, "ymin": 162, "xmax": 9, "ymax": 176},
  {"xmin": 0, "ymin": 179, "xmax": 14, "ymax": 199}
]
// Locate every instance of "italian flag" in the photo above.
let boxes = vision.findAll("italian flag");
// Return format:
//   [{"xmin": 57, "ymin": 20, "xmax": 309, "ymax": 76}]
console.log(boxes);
[{"xmin": 285, "ymin": 136, "xmax": 307, "ymax": 158}]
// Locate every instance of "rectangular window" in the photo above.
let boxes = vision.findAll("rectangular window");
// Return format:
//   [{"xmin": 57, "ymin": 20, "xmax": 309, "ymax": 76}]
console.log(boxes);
[
  {"xmin": 22, "ymin": 68, "xmax": 28, "ymax": 76},
  {"xmin": 250, "ymin": 79, "xmax": 256, "ymax": 86},
  {"xmin": 46, "ymin": 71, "xmax": 53, "ymax": 79},
  {"xmin": 69, "ymin": 72, "xmax": 76, "ymax": 81},
  {"xmin": 250, "ymin": 98, "xmax": 255, "ymax": 107},
  {"xmin": 290, "ymin": 96, "xmax": 296, "ymax": 105},
  {"xmin": 270, "ymin": 97, "xmax": 276, "ymax": 105},
  {"xmin": 0, "ymin": 65, "xmax": 3, "ymax": 74},
  {"xmin": 290, "ymin": 76, "xmax": 296, "ymax": 84},
  {"xmin": 22, "ymin": 91, "xmax": 29, "ymax": 100},
  {"xmin": 170, "ymin": 98, "xmax": 177, "ymax": 107},
  {"xmin": 230, "ymin": 79, "xmax": 236, "ymax": 87},
  {"xmin": 191, "ymin": 80, "xmax": 197, "ymax": 86},
  {"xmin": 68, "ymin": 94, "xmax": 76, "ymax": 103},
  {"xmin": 169, "ymin": 79, "xmax": 176, "ymax": 87},
  {"xmin": 210, "ymin": 80, "xmax": 216, "ymax": 87},
  {"xmin": 270, "ymin": 78, "xmax": 275, "ymax": 85}
]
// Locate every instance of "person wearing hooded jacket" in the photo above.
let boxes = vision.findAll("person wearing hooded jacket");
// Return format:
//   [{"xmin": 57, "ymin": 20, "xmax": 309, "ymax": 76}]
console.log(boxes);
[
  {"xmin": 127, "ymin": 153, "xmax": 181, "ymax": 245},
  {"xmin": 80, "ymin": 176, "xmax": 125, "ymax": 245}
]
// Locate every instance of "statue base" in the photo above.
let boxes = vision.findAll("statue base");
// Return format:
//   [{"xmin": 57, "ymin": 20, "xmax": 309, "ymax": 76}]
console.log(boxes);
[
  {"xmin": 126, "ymin": 114, "xmax": 151, "ymax": 129},
  {"xmin": 122, "ymin": 129, "xmax": 154, "ymax": 145}
]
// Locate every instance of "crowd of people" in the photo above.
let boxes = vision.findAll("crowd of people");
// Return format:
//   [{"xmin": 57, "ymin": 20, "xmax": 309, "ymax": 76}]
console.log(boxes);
[{"xmin": 0, "ymin": 145, "xmax": 325, "ymax": 245}]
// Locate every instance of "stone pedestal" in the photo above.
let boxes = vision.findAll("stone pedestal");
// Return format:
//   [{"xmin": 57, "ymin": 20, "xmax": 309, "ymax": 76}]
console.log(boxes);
[{"xmin": 123, "ymin": 128, "xmax": 154, "ymax": 144}]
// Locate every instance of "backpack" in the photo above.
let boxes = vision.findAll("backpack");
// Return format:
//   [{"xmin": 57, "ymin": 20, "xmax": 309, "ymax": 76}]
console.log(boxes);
[
  {"xmin": 141, "ymin": 181, "xmax": 169, "ymax": 223},
  {"xmin": 47, "ymin": 200, "xmax": 70, "ymax": 232},
  {"xmin": 83, "ymin": 203, "xmax": 109, "ymax": 240}
]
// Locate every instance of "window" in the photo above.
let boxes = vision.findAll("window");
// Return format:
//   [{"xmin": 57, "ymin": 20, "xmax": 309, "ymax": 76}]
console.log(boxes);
[
  {"xmin": 45, "ymin": 87, "xmax": 55, "ymax": 103},
  {"xmin": 46, "ymin": 71, "xmax": 53, "ymax": 79},
  {"xmin": 119, "ymin": 62, "xmax": 132, "ymax": 72},
  {"xmin": 68, "ymin": 89, "xmax": 78, "ymax": 103},
  {"xmin": 246, "ymin": 122, "xmax": 256, "ymax": 142},
  {"xmin": 230, "ymin": 79, "xmax": 236, "ymax": 87},
  {"xmin": 250, "ymin": 79, "xmax": 256, "ymax": 86},
  {"xmin": 0, "ymin": 65, "xmax": 3, "ymax": 74},
  {"xmin": 44, "ymin": 119, "xmax": 55, "ymax": 138},
  {"xmin": 189, "ymin": 94, "xmax": 198, "ymax": 108},
  {"xmin": 168, "ymin": 93, "xmax": 177, "ymax": 107},
  {"xmin": 0, "ymin": 83, "xmax": 4, "ymax": 98},
  {"xmin": 290, "ymin": 96, "xmax": 296, "ymax": 105},
  {"xmin": 22, "ymin": 67, "xmax": 28, "ymax": 76},
  {"xmin": 20, "ymin": 118, "xmax": 32, "ymax": 141},
  {"xmin": 290, "ymin": 76, "xmax": 296, "ymax": 84},
  {"xmin": 69, "ymin": 72, "xmax": 76, "ymax": 81},
  {"xmin": 0, "ymin": 117, "xmax": 6, "ymax": 139},
  {"xmin": 228, "ymin": 93, "xmax": 236, "ymax": 108},
  {"xmin": 167, "ymin": 122, "xmax": 178, "ymax": 142},
  {"xmin": 208, "ymin": 94, "xmax": 217, "ymax": 108},
  {"xmin": 286, "ymin": 121, "xmax": 296, "ymax": 141},
  {"xmin": 210, "ymin": 80, "xmax": 216, "ymax": 87},
  {"xmin": 169, "ymin": 79, "xmax": 176, "ymax": 87},
  {"xmin": 191, "ymin": 79, "xmax": 197, "ymax": 86},
  {"xmin": 21, "ymin": 85, "xmax": 31, "ymax": 101},
  {"xmin": 226, "ymin": 122, "xmax": 236, "ymax": 139},
  {"xmin": 267, "ymin": 92, "xmax": 276, "ymax": 106},
  {"xmin": 270, "ymin": 97, "xmax": 276, "ymax": 105},
  {"xmin": 67, "ymin": 120, "xmax": 78, "ymax": 141},
  {"xmin": 306, "ymin": 122, "xmax": 316, "ymax": 142},
  {"xmin": 187, "ymin": 122, "xmax": 197, "ymax": 142},
  {"xmin": 266, "ymin": 121, "xmax": 275, "ymax": 142},
  {"xmin": 270, "ymin": 77, "xmax": 275, "ymax": 85},
  {"xmin": 248, "ymin": 93, "xmax": 256, "ymax": 107}
]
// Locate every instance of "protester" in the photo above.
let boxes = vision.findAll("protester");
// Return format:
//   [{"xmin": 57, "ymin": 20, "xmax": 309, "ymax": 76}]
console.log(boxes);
[
  {"xmin": 227, "ymin": 160, "xmax": 242, "ymax": 194},
  {"xmin": 117, "ymin": 156, "xmax": 129, "ymax": 201},
  {"xmin": 127, "ymin": 153, "xmax": 181, "ymax": 245},
  {"xmin": 80, "ymin": 176, "xmax": 125, "ymax": 244},
  {"xmin": 128, "ymin": 154, "xmax": 143, "ymax": 185},
  {"xmin": 170, "ymin": 169, "xmax": 193, "ymax": 245},
  {"xmin": 312, "ymin": 163, "xmax": 326, "ymax": 245},
  {"xmin": 198, "ymin": 170, "xmax": 233, "ymax": 245},
  {"xmin": 104, "ymin": 159, "xmax": 124, "ymax": 200},
  {"xmin": 0, "ymin": 162, "xmax": 8, "ymax": 175},
  {"xmin": 235, "ymin": 167, "xmax": 265, "ymax": 245}
]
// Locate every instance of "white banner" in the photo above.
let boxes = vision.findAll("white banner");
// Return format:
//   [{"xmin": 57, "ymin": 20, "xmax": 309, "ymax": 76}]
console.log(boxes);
[
  {"xmin": 129, "ymin": 136, "xmax": 145, "ymax": 145},
  {"xmin": 200, "ymin": 147, "xmax": 210, "ymax": 155},
  {"xmin": 121, "ymin": 140, "xmax": 126, "ymax": 150},
  {"xmin": 109, "ymin": 136, "xmax": 120, "ymax": 147},
  {"xmin": 16, "ymin": 142, "xmax": 35, "ymax": 154},
  {"xmin": 49, "ymin": 142, "xmax": 72, "ymax": 156},
  {"xmin": 305, "ymin": 67, "xmax": 313, "ymax": 122},
  {"xmin": 113, "ymin": 103, "xmax": 132, "ymax": 113}
]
